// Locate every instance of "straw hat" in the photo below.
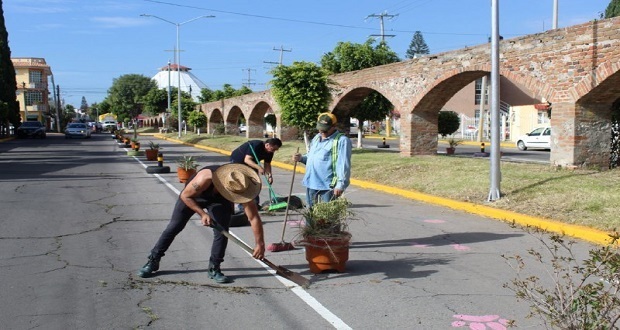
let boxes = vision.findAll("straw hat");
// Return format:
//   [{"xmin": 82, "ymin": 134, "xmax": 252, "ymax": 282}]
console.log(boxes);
[{"xmin": 212, "ymin": 164, "xmax": 262, "ymax": 203}]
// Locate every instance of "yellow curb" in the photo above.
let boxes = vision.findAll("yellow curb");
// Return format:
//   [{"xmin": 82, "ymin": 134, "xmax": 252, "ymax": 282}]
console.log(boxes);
[{"xmin": 154, "ymin": 135, "xmax": 615, "ymax": 246}]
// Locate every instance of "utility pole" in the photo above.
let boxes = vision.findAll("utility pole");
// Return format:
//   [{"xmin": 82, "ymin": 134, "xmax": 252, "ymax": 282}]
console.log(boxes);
[
  {"xmin": 56, "ymin": 84, "xmax": 62, "ymax": 128},
  {"xmin": 241, "ymin": 68, "xmax": 256, "ymax": 88},
  {"xmin": 488, "ymin": 0, "xmax": 502, "ymax": 201},
  {"xmin": 552, "ymin": 0, "xmax": 559, "ymax": 29},
  {"xmin": 263, "ymin": 45, "xmax": 292, "ymax": 66},
  {"xmin": 366, "ymin": 11, "xmax": 398, "ymax": 137},
  {"xmin": 366, "ymin": 12, "xmax": 398, "ymax": 42}
]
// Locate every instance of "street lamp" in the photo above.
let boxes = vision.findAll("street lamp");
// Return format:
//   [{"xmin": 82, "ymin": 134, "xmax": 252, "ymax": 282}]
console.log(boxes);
[{"xmin": 140, "ymin": 14, "xmax": 214, "ymax": 138}]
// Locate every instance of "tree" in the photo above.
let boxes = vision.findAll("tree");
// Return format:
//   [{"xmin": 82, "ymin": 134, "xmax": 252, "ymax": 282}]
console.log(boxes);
[
  {"xmin": 406, "ymin": 31, "xmax": 430, "ymax": 59},
  {"xmin": 321, "ymin": 38, "xmax": 400, "ymax": 147},
  {"xmin": 270, "ymin": 61, "xmax": 331, "ymax": 149},
  {"xmin": 188, "ymin": 110, "xmax": 207, "ymax": 132},
  {"xmin": 438, "ymin": 111, "xmax": 460, "ymax": 137},
  {"xmin": 142, "ymin": 88, "xmax": 168, "ymax": 116},
  {"xmin": 0, "ymin": 0, "xmax": 19, "ymax": 137},
  {"xmin": 106, "ymin": 74, "xmax": 157, "ymax": 122},
  {"xmin": 80, "ymin": 96, "xmax": 88, "ymax": 115},
  {"xmin": 603, "ymin": 0, "xmax": 620, "ymax": 18},
  {"xmin": 198, "ymin": 84, "xmax": 252, "ymax": 103}
]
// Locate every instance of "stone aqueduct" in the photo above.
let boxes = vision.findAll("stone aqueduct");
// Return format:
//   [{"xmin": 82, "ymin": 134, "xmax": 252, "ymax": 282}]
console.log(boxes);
[{"xmin": 198, "ymin": 17, "xmax": 620, "ymax": 168}]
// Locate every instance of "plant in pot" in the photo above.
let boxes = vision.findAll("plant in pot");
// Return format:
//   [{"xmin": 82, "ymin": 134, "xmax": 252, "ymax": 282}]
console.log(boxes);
[
  {"xmin": 176, "ymin": 155, "xmax": 199, "ymax": 183},
  {"xmin": 145, "ymin": 141, "xmax": 160, "ymax": 161},
  {"xmin": 295, "ymin": 198, "xmax": 355, "ymax": 273},
  {"xmin": 446, "ymin": 137, "xmax": 461, "ymax": 155},
  {"xmin": 130, "ymin": 138, "xmax": 141, "ymax": 151}
]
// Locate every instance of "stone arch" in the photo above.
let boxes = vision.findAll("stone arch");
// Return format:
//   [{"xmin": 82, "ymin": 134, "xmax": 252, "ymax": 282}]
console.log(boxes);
[
  {"xmin": 247, "ymin": 101, "xmax": 272, "ymax": 138},
  {"xmin": 225, "ymin": 106, "xmax": 243, "ymax": 135},
  {"xmin": 208, "ymin": 108, "xmax": 224, "ymax": 135}
]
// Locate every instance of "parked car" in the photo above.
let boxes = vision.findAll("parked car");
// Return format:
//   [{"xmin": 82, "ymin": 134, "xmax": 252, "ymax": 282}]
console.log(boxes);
[
  {"xmin": 65, "ymin": 122, "xmax": 92, "ymax": 139},
  {"xmin": 516, "ymin": 126, "xmax": 551, "ymax": 151},
  {"xmin": 239, "ymin": 124, "xmax": 247, "ymax": 133},
  {"xmin": 16, "ymin": 121, "xmax": 46, "ymax": 139}
]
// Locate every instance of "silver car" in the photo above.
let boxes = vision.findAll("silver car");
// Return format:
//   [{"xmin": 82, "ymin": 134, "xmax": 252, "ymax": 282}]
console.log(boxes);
[{"xmin": 65, "ymin": 123, "xmax": 92, "ymax": 139}]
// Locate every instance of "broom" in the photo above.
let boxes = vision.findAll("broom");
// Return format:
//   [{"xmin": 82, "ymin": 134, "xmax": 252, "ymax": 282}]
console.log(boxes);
[
  {"xmin": 267, "ymin": 147, "xmax": 299, "ymax": 252},
  {"xmin": 249, "ymin": 144, "xmax": 288, "ymax": 211}
]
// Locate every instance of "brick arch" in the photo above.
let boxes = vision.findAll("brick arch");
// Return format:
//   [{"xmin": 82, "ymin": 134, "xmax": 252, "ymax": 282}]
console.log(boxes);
[
  {"xmin": 225, "ymin": 106, "xmax": 243, "ymax": 135},
  {"xmin": 574, "ymin": 63, "xmax": 620, "ymax": 105},
  {"xmin": 329, "ymin": 85, "xmax": 398, "ymax": 116},
  {"xmin": 207, "ymin": 108, "xmax": 223, "ymax": 135},
  {"xmin": 246, "ymin": 101, "xmax": 272, "ymax": 138}
]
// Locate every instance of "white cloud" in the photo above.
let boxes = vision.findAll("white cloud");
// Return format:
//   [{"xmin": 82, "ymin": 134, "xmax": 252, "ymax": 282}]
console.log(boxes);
[{"xmin": 90, "ymin": 17, "xmax": 150, "ymax": 28}]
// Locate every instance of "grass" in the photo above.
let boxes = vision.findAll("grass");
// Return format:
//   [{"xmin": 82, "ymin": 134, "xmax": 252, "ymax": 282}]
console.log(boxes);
[{"xmin": 152, "ymin": 130, "xmax": 620, "ymax": 233}]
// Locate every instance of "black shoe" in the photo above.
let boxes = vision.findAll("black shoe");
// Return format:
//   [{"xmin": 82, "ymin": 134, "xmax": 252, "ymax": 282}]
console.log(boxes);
[
  {"xmin": 208, "ymin": 267, "xmax": 230, "ymax": 283},
  {"xmin": 137, "ymin": 259, "xmax": 160, "ymax": 278}
]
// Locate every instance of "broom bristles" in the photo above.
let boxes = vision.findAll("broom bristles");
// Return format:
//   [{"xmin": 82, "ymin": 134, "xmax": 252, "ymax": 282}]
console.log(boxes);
[{"xmin": 267, "ymin": 242, "xmax": 295, "ymax": 252}]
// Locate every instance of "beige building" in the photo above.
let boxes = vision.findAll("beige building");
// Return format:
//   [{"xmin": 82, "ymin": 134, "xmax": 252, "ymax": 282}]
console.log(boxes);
[{"xmin": 12, "ymin": 57, "xmax": 53, "ymax": 128}]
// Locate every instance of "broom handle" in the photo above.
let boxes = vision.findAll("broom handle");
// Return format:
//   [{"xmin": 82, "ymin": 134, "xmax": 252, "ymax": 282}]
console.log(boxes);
[
  {"xmin": 249, "ymin": 143, "xmax": 279, "ymax": 202},
  {"xmin": 280, "ymin": 147, "xmax": 299, "ymax": 242}
]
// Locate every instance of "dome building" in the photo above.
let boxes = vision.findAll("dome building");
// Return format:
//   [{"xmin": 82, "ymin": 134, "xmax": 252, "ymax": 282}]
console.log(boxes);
[{"xmin": 151, "ymin": 63, "xmax": 208, "ymax": 102}]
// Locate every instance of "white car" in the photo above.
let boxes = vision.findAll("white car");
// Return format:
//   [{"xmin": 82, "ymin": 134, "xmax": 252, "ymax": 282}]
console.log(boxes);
[
  {"xmin": 239, "ymin": 124, "xmax": 247, "ymax": 133},
  {"xmin": 65, "ymin": 123, "xmax": 92, "ymax": 139},
  {"xmin": 516, "ymin": 126, "xmax": 551, "ymax": 151}
]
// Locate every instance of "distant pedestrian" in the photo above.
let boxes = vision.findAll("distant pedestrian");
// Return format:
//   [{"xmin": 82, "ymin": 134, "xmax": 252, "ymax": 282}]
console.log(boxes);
[{"xmin": 293, "ymin": 113, "xmax": 351, "ymax": 208}]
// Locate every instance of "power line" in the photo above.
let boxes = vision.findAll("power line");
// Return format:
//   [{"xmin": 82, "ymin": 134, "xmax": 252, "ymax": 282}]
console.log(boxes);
[
  {"xmin": 366, "ymin": 12, "xmax": 398, "ymax": 42},
  {"xmin": 241, "ymin": 68, "xmax": 256, "ymax": 87}
]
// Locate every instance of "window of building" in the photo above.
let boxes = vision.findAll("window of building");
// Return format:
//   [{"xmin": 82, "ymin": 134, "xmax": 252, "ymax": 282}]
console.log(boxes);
[
  {"xmin": 25, "ymin": 91, "xmax": 43, "ymax": 106},
  {"xmin": 474, "ymin": 78, "xmax": 489, "ymax": 105},
  {"xmin": 29, "ymin": 70, "xmax": 43, "ymax": 83}
]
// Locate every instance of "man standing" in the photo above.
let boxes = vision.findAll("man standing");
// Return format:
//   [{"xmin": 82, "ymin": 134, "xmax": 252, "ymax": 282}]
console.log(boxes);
[
  {"xmin": 293, "ymin": 113, "xmax": 352, "ymax": 208},
  {"xmin": 137, "ymin": 163, "xmax": 265, "ymax": 283}
]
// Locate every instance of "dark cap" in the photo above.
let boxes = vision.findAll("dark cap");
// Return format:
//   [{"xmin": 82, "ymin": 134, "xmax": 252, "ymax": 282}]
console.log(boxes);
[{"xmin": 316, "ymin": 113, "xmax": 337, "ymax": 131}]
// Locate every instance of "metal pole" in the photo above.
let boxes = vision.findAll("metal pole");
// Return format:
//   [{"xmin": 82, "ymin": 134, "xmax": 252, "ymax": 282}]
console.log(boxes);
[
  {"xmin": 176, "ymin": 23, "xmax": 182, "ymax": 138},
  {"xmin": 166, "ymin": 60, "xmax": 171, "ymax": 128},
  {"xmin": 552, "ymin": 0, "xmax": 558, "ymax": 29},
  {"xmin": 488, "ymin": 0, "xmax": 501, "ymax": 201}
]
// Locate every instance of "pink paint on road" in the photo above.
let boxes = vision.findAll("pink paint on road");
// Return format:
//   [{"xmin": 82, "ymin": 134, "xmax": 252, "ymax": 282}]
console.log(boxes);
[
  {"xmin": 451, "ymin": 314, "xmax": 509, "ymax": 330},
  {"xmin": 424, "ymin": 219, "xmax": 446, "ymax": 223},
  {"xmin": 410, "ymin": 242, "xmax": 430, "ymax": 248},
  {"xmin": 451, "ymin": 244, "xmax": 471, "ymax": 251}
]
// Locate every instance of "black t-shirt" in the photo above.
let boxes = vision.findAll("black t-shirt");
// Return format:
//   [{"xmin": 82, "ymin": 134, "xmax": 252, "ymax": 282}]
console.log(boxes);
[{"xmin": 230, "ymin": 140, "xmax": 273, "ymax": 165}]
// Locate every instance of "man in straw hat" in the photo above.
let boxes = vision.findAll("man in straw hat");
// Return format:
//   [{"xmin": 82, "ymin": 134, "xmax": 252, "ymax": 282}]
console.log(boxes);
[
  {"xmin": 137, "ymin": 163, "xmax": 264, "ymax": 283},
  {"xmin": 293, "ymin": 112, "xmax": 352, "ymax": 208}
]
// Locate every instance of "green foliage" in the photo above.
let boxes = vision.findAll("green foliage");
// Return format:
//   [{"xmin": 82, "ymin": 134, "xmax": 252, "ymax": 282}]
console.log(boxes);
[
  {"xmin": 269, "ymin": 61, "xmax": 332, "ymax": 132},
  {"xmin": 176, "ymin": 155, "xmax": 199, "ymax": 170},
  {"xmin": 148, "ymin": 141, "xmax": 159, "ymax": 150},
  {"xmin": 142, "ymin": 87, "xmax": 169, "ymax": 116},
  {"xmin": 321, "ymin": 39, "xmax": 399, "ymax": 127},
  {"xmin": 604, "ymin": 0, "xmax": 620, "ymax": 18},
  {"xmin": 321, "ymin": 38, "xmax": 400, "ymax": 74},
  {"xmin": 106, "ymin": 74, "xmax": 157, "ymax": 122},
  {"xmin": 80, "ymin": 96, "xmax": 88, "ymax": 113},
  {"xmin": 299, "ymin": 198, "xmax": 354, "ymax": 238},
  {"xmin": 0, "ymin": 5, "xmax": 20, "ymax": 129},
  {"xmin": 447, "ymin": 137, "xmax": 462, "ymax": 148},
  {"xmin": 406, "ymin": 31, "xmax": 430, "ymax": 59},
  {"xmin": 438, "ymin": 111, "xmax": 460, "ymax": 137},
  {"xmin": 198, "ymin": 84, "xmax": 252, "ymax": 103},
  {"xmin": 503, "ymin": 229, "xmax": 620, "ymax": 329},
  {"xmin": 188, "ymin": 110, "xmax": 207, "ymax": 129}
]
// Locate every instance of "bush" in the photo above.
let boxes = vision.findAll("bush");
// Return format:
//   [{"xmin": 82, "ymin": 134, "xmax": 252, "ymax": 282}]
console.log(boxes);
[
  {"xmin": 438, "ymin": 111, "xmax": 460, "ymax": 137},
  {"xmin": 502, "ymin": 228, "xmax": 620, "ymax": 329}
]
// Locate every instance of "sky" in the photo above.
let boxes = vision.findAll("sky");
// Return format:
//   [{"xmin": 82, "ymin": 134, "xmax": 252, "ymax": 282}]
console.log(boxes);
[{"xmin": 3, "ymin": 0, "xmax": 611, "ymax": 108}]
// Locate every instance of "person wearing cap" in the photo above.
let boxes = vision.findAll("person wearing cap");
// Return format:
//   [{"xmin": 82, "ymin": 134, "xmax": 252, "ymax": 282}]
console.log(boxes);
[
  {"xmin": 137, "ymin": 163, "xmax": 265, "ymax": 283},
  {"xmin": 293, "ymin": 112, "xmax": 352, "ymax": 208}
]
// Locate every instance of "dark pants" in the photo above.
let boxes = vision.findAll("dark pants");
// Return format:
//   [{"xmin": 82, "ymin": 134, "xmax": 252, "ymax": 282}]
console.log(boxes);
[{"xmin": 149, "ymin": 197, "xmax": 233, "ymax": 268}]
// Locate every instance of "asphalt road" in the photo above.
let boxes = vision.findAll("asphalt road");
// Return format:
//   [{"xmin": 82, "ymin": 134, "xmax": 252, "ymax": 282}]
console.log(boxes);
[{"xmin": 0, "ymin": 132, "xmax": 595, "ymax": 329}]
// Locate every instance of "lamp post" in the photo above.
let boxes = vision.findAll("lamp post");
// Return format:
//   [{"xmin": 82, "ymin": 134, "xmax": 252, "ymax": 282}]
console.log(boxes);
[{"xmin": 140, "ymin": 14, "xmax": 214, "ymax": 138}]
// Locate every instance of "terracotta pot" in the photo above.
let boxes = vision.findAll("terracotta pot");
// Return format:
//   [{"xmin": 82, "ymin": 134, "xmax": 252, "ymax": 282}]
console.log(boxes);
[
  {"xmin": 446, "ymin": 147, "xmax": 455, "ymax": 155},
  {"xmin": 131, "ymin": 142, "xmax": 140, "ymax": 151},
  {"xmin": 177, "ymin": 168, "xmax": 196, "ymax": 183},
  {"xmin": 303, "ymin": 233, "xmax": 351, "ymax": 273},
  {"xmin": 145, "ymin": 149, "xmax": 158, "ymax": 161}
]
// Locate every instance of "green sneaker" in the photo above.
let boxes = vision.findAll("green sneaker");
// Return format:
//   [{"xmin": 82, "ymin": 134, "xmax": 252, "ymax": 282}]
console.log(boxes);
[
  {"xmin": 137, "ymin": 258, "xmax": 160, "ymax": 278},
  {"xmin": 208, "ymin": 267, "xmax": 230, "ymax": 283}
]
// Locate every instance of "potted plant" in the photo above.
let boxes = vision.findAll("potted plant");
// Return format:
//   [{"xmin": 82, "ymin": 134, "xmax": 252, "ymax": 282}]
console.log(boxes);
[
  {"xmin": 446, "ymin": 137, "xmax": 461, "ymax": 155},
  {"xmin": 145, "ymin": 141, "xmax": 160, "ymax": 161},
  {"xmin": 176, "ymin": 155, "xmax": 199, "ymax": 183},
  {"xmin": 130, "ymin": 138, "xmax": 140, "ymax": 151},
  {"xmin": 296, "ymin": 198, "xmax": 355, "ymax": 273}
]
